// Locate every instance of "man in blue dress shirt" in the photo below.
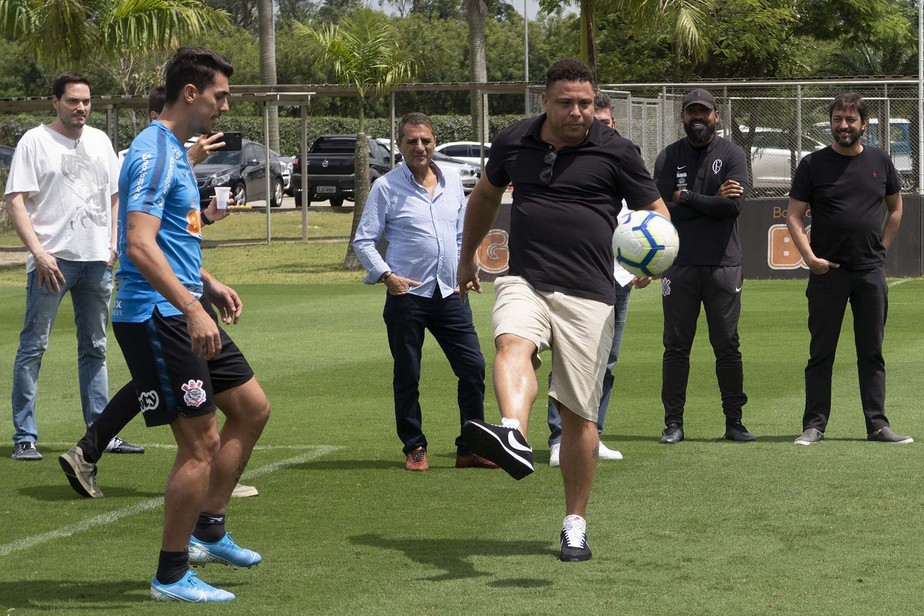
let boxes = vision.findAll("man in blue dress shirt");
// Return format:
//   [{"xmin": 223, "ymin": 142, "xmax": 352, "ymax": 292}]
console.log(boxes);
[{"xmin": 353, "ymin": 112, "xmax": 495, "ymax": 473}]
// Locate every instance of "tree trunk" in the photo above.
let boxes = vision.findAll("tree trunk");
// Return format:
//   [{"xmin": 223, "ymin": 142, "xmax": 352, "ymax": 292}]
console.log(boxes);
[
  {"xmin": 258, "ymin": 0, "xmax": 280, "ymax": 152},
  {"xmin": 343, "ymin": 131, "xmax": 370, "ymax": 270},
  {"xmin": 579, "ymin": 0, "xmax": 595, "ymax": 75},
  {"xmin": 467, "ymin": 0, "xmax": 488, "ymax": 143},
  {"xmin": 0, "ymin": 165, "xmax": 9, "ymax": 233}
]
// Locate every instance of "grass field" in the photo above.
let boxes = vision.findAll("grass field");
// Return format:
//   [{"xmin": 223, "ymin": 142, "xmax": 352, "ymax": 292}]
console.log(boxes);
[{"xmin": 0, "ymin": 218, "xmax": 923, "ymax": 614}]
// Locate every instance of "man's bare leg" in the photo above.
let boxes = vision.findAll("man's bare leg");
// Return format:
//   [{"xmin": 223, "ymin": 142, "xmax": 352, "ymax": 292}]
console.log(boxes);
[
  {"xmin": 201, "ymin": 378, "xmax": 270, "ymax": 514},
  {"xmin": 493, "ymin": 333, "xmax": 539, "ymax": 434},
  {"xmin": 162, "ymin": 413, "xmax": 220, "ymax": 551},
  {"xmin": 557, "ymin": 401, "xmax": 598, "ymax": 517}
]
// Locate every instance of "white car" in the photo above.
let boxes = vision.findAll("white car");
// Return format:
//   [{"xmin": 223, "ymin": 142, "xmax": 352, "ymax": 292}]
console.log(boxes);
[
  {"xmin": 432, "ymin": 151, "xmax": 480, "ymax": 194},
  {"xmin": 742, "ymin": 128, "xmax": 825, "ymax": 192},
  {"xmin": 434, "ymin": 141, "xmax": 491, "ymax": 168}
]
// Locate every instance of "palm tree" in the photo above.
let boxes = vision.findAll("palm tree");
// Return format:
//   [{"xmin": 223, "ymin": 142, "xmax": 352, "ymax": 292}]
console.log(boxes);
[
  {"xmin": 541, "ymin": 0, "xmax": 710, "ymax": 74},
  {"xmin": 0, "ymin": 0, "xmax": 229, "ymax": 68},
  {"xmin": 297, "ymin": 9, "xmax": 416, "ymax": 270},
  {"xmin": 257, "ymin": 0, "xmax": 280, "ymax": 152}
]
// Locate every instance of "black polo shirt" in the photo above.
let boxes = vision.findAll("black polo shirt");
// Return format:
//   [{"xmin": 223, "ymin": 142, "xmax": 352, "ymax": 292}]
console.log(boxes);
[
  {"xmin": 486, "ymin": 115, "xmax": 661, "ymax": 304},
  {"xmin": 790, "ymin": 145, "xmax": 899, "ymax": 269}
]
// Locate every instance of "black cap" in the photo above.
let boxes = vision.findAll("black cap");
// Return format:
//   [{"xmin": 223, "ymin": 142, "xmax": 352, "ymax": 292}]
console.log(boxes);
[{"xmin": 682, "ymin": 89, "xmax": 716, "ymax": 110}]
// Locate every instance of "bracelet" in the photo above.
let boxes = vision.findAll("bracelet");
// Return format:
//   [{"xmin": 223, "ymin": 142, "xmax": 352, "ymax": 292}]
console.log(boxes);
[
  {"xmin": 181, "ymin": 296, "xmax": 198, "ymax": 312},
  {"xmin": 201, "ymin": 210, "xmax": 213, "ymax": 225}
]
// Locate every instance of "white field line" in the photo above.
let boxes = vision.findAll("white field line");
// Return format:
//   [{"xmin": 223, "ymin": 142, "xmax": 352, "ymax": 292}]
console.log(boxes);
[
  {"xmin": 0, "ymin": 445, "xmax": 341, "ymax": 558},
  {"xmin": 42, "ymin": 442, "xmax": 322, "ymax": 451},
  {"xmin": 889, "ymin": 279, "xmax": 915, "ymax": 288}
]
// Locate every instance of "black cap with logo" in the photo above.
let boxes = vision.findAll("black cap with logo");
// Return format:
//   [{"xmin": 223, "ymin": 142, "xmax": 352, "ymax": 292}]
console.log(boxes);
[{"xmin": 682, "ymin": 89, "xmax": 716, "ymax": 110}]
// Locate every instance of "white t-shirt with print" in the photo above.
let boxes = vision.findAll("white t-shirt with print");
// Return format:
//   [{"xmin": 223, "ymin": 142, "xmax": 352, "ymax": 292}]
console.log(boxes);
[{"xmin": 5, "ymin": 124, "xmax": 120, "ymax": 271}]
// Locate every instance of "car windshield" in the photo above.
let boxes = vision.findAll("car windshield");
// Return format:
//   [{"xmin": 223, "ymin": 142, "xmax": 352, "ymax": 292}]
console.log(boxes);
[{"xmin": 199, "ymin": 149, "xmax": 241, "ymax": 166}]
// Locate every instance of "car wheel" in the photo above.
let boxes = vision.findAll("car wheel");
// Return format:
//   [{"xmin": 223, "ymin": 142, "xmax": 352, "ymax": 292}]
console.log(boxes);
[
  {"xmin": 270, "ymin": 177, "xmax": 284, "ymax": 208},
  {"xmin": 293, "ymin": 190, "xmax": 312, "ymax": 207},
  {"xmin": 330, "ymin": 196, "xmax": 344, "ymax": 207},
  {"xmin": 233, "ymin": 183, "xmax": 247, "ymax": 206}
]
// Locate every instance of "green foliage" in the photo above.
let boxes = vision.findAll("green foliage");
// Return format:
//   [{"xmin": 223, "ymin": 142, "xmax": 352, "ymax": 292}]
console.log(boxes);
[{"xmin": 0, "ymin": 0, "xmax": 231, "ymax": 68}]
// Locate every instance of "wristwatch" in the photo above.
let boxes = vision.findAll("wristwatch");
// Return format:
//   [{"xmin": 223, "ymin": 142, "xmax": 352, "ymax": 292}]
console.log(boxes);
[
  {"xmin": 679, "ymin": 189, "xmax": 691, "ymax": 203},
  {"xmin": 379, "ymin": 271, "xmax": 393, "ymax": 283}
]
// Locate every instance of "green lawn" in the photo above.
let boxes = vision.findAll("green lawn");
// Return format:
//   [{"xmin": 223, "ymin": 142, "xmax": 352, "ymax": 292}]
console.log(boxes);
[{"xmin": 0, "ymin": 236, "xmax": 922, "ymax": 614}]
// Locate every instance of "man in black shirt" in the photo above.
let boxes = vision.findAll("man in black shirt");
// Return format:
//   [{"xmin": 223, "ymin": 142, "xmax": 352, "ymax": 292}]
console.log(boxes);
[
  {"xmin": 653, "ymin": 89, "xmax": 755, "ymax": 444},
  {"xmin": 786, "ymin": 92, "xmax": 910, "ymax": 446},
  {"xmin": 457, "ymin": 59, "xmax": 667, "ymax": 562}
]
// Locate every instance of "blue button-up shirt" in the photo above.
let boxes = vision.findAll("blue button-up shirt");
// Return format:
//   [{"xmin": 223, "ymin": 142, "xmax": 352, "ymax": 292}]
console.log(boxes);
[{"xmin": 353, "ymin": 161, "xmax": 466, "ymax": 299}]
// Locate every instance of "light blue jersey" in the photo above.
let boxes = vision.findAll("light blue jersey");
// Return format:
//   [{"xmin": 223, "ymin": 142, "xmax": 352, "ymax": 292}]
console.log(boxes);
[{"xmin": 113, "ymin": 121, "xmax": 203, "ymax": 323}]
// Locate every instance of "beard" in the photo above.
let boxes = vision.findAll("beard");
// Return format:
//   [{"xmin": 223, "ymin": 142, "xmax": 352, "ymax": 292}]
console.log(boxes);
[
  {"xmin": 833, "ymin": 127, "xmax": 864, "ymax": 148},
  {"xmin": 683, "ymin": 120, "xmax": 716, "ymax": 144}
]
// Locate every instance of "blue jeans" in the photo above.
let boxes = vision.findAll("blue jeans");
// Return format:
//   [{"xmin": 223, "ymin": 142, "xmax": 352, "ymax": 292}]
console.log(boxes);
[
  {"xmin": 547, "ymin": 282, "xmax": 631, "ymax": 446},
  {"xmin": 12, "ymin": 260, "xmax": 112, "ymax": 444}
]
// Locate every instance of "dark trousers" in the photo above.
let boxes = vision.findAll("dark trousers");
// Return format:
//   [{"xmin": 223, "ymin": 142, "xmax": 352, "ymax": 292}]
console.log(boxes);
[
  {"xmin": 661, "ymin": 264, "xmax": 747, "ymax": 427},
  {"xmin": 803, "ymin": 266, "xmax": 889, "ymax": 433},
  {"xmin": 383, "ymin": 291, "xmax": 485, "ymax": 455},
  {"xmin": 78, "ymin": 382, "xmax": 139, "ymax": 463}
]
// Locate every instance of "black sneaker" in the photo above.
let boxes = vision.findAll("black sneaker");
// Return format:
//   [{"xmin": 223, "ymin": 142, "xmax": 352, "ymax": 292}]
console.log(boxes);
[
  {"xmin": 104, "ymin": 436, "xmax": 145, "ymax": 454},
  {"xmin": 461, "ymin": 420, "xmax": 534, "ymax": 480},
  {"xmin": 723, "ymin": 423, "xmax": 757, "ymax": 442},
  {"xmin": 11, "ymin": 442, "xmax": 42, "ymax": 460},
  {"xmin": 659, "ymin": 423, "xmax": 684, "ymax": 444},
  {"xmin": 559, "ymin": 515, "xmax": 591, "ymax": 562},
  {"xmin": 867, "ymin": 426, "xmax": 913, "ymax": 444}
]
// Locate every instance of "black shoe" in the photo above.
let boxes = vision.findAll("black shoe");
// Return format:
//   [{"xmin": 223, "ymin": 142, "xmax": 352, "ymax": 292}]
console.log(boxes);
[
  {"xmin": 559, "ymin": 515, "xmax": 591, "ymax": 562},
  {"xmin": 723, "ymin": 423, "xmax": 757, "ymax": 442},
  {"xmin": 104, "ymin": 436, "xmax": 145, "ymax": 454},
  {"xmin": 11, "ymin": 442, "xmax": 42, "ymax": 460},
  {"xmin": 461, "ymin": 420, "xmax": 534, "ymax": 480},
  {"xmin": 659, "ymin": 423, "xmax": 684, "ymax": 444}
]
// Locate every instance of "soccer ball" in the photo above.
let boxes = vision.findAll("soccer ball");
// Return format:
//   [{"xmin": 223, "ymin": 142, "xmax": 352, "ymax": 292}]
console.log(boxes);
[{"xmin": 612, "ymin": 210, "xmax": 680, "ymax": 277}]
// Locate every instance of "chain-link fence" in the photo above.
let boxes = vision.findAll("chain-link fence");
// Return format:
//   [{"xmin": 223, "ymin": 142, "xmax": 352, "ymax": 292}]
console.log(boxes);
[{"xmin": 594, "ymin": 81, "xmax": 921, "ymax": 198}]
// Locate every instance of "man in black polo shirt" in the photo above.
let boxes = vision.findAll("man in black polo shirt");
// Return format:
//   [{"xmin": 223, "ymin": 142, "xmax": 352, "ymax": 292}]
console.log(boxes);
[
  {"xmin": 653, "ymin": 88, "xmax": 755, "ymax": 445},
  {"xmin": 457, "ymin": 58, "xmax": 667, "ymax": 562},
  {"xmin": 786, "ymin": 92, "xmax": 910, "ymax": 446}
]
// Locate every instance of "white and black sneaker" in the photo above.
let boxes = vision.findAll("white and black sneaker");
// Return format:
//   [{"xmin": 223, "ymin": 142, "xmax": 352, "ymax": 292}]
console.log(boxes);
[
  {"xmin": 559, "ymin": 515, "xmax": 591, "ymax": 562},
  {"xmin": 461, "ymin": 419, "xmax": 534, "ymax": 480},
  {"xmin": 12, "ymin": 442, "xmax": 42, "ymax": 461}
]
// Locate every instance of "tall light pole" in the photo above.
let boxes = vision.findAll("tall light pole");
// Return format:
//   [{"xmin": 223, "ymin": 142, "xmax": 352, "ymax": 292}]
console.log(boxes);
[
  {"xmin": 918, "ymin": 0, "xmax": 922, "ymax": 193},
  {"xmin": 524, "ymin": 0, "xmax": 530, "ymax": 115}
]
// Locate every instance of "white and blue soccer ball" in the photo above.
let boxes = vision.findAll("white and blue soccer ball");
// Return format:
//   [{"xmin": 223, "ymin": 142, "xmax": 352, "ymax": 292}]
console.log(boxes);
[{"xmin": 612, "ymin": 210, "xmax": 680, "ymax": 277}]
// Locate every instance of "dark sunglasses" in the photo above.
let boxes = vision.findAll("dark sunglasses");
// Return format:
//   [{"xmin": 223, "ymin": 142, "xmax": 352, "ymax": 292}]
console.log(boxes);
[{"xmin": 538, "ymin": 149, "xmax": 557, "ymax": 185}]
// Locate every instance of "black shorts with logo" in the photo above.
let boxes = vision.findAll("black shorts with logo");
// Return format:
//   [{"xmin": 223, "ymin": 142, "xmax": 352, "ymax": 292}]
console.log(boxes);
[{"xmin": 113, "ymin": 298, "xmax": 255, "ymax": 427}]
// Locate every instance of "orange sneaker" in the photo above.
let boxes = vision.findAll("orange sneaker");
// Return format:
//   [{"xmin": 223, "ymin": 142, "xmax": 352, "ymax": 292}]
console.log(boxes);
[
  {"xmin": 404, "ymin": 447, "xmax": 429, "ymax": 471},
  {"xmin": 455, "ymin": 453, "xmax": 499, "ymax": 469}
]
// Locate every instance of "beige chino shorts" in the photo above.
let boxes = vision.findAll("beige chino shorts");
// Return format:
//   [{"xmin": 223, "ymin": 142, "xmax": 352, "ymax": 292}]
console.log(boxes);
[{"xmin": 492, "ymin": 275, "xmax": 614, "ymax": 422}]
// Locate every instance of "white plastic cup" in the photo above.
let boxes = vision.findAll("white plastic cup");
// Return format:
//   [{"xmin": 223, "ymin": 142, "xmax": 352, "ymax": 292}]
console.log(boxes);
[{"xmin": 214, "ymin": 186, "xmax": 231, "ymax": 210}]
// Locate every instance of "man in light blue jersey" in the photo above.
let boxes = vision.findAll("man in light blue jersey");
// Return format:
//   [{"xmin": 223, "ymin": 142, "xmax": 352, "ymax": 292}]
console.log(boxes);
[{"xmin": 113, "ymin": 47, "xmax": 270, "ymax": 603}]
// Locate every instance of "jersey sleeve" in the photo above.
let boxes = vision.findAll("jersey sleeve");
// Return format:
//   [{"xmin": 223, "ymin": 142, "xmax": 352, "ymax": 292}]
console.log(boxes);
[{"xmin": 122, "ymin": 139, "xmax": 176, "ymax": 219}]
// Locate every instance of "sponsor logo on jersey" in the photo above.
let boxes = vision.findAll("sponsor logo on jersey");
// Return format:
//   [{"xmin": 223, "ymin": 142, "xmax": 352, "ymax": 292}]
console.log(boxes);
[{"xmin": 138, "ymin": 390, "xmax": 160, "ymax": 413}]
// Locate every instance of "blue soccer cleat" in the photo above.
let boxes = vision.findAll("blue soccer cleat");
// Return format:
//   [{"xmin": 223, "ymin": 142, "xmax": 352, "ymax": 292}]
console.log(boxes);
[
  {"xmin": 188, "ymin": 532, "xmax": 262, "ymax": 568},
  {"xmin": 150, "ymin": 570, "xmax": 235, "ymax": 602}
]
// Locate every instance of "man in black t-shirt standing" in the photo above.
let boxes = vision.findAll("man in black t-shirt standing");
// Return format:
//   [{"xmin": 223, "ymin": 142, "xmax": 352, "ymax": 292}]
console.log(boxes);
[
  {"xmin": 786, "ymin": 92, "xmax": 910, "ymax": 446},
  {"xmin": 457, "ymin": 58, "xmax": 668, "ymax": 563},
  {"xmin": 653, "ymin": 89, "xmax": 755, "ymax": 445}
]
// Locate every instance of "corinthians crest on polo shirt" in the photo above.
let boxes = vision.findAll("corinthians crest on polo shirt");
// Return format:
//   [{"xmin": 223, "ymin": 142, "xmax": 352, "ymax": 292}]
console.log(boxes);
[{"xmin": 182, "ymin": 379, "xmax": 207, "ymax": 408}]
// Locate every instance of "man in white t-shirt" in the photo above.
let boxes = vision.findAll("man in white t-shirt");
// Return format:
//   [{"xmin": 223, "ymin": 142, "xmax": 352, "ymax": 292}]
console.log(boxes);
[{"xmin": 4, "ymin": 73, "xmax": 139, "ymax": 461}]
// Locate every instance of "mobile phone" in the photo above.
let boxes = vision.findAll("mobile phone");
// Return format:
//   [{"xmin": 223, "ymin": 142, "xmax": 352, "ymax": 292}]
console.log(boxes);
[{"xmin": 211, "ymin": 131, "xmax": 242, "ymax": 151}]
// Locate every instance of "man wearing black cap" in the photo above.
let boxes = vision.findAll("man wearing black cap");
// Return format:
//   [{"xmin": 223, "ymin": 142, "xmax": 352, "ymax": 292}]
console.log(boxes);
[{"xmin": 653, "ymin": 88, "xmax": 754, "ymax": 444}]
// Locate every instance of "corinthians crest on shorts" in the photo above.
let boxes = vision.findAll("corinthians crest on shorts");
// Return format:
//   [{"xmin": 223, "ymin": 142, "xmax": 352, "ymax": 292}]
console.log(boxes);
[{"xmin": 182, "ymin": 379, "xmax": 207, "ymax": 408}]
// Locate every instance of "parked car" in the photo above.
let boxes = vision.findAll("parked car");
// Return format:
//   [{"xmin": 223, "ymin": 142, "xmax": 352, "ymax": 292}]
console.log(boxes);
[
  {"xmin": 0, "ymin": 144, "xmax": 14, "ymax": 168},
  {"xmin": 273, "ymin": 152, "xmax": 295, "ymax": 196},
  {"xmin": 290, "ymin": 135, "xmax": 393, "ymax": 207},
  {"xmin": 434, "ymin": 141, "xmax": 491, "ymax": 168},
  {"xmin": 739, "ymin": 128, "xmax": 825, "ymax": 193},
  {"xmin": 432, "ymin": 151, "xmax": 480, "ymax": 194},
  {"xmin": 194, "ymin": 139, "xmax": 285, "ymax": 208}
]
